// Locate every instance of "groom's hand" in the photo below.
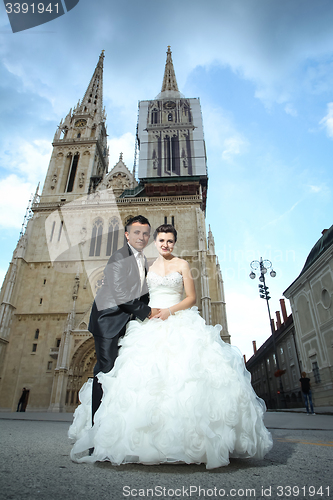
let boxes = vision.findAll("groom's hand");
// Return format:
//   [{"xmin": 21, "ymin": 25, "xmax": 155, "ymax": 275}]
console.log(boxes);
[{"xmin": 149, "ymin": 308, "xmax": 160, "ymax": 318}]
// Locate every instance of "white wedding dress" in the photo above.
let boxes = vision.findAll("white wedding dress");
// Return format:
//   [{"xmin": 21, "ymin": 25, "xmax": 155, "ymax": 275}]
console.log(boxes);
[{"xmin": 68, "ymin": 271, "xmax": 273, "ymax": 469}]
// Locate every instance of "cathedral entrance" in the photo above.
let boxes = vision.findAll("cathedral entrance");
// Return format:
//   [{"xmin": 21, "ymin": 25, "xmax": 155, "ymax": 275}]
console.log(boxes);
[{"xmin": 66, "ymin": 336, "xmax": 96, "ymax": 411}]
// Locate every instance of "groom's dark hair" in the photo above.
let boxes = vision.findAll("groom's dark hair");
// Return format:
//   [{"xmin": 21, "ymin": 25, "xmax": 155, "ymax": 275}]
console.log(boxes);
[{"xmin": 125, "ymin": 215, "xmax": 151, "ymax": 232}]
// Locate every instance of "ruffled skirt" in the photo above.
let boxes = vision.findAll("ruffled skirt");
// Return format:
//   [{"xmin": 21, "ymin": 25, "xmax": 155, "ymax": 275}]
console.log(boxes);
[{"xmin": 68, "ymin": 308, "xmax": 273, "ymax": 468}]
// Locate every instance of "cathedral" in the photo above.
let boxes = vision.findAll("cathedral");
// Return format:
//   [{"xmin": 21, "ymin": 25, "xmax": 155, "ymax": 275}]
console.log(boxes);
[{"xmin": 0, "ymin": 48, "xmax": 229, "ymax": 412}]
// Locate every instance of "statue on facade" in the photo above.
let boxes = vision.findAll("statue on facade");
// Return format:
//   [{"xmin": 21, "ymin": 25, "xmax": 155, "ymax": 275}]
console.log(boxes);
[
  {"xmin": 79, "ymin": 172, "xmax": 85, "ymax": 188},
  {"xmin": 51, "ymin": 174, "xmax": 57, "ymax": 190}
]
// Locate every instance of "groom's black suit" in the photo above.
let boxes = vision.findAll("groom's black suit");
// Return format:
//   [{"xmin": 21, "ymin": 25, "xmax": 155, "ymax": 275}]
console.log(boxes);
[{"xmin": 88, "ymin": 243, "xmax": 151, "ymax": 422}]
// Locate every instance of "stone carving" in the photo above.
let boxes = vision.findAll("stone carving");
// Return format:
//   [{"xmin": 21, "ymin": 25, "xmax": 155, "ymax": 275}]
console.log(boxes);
[
  {"xmin": 153, "ymin": 157, "xmax": 159, "ymax": 170},
  {"xmin": 109, "ymin": 173, "xmax": 130, "ymax": 190},
  {"xmin": 51, "ymin": 174, "xmax": 57, "ymax": 190},
  {"xmin": 116, "ymin": 176, "xmax": 123, "ymax": 188},
  {"xmin": 181, "ymin": 148, "xmax": 188, "ymax": 168},
  {"xmin": 79, "ymin": 172, "xmax": 85, "ymax": 188},
  {"xmin": 79, "ymin": 226, "xmax": 87, "ymax": 244},
  {"xmin": 196, "ymin": 208, "xmax": 205, "ymax": 251},
  {"xmin": 73, "ymin": 274, "xmax": 80, "ymax": 300}
]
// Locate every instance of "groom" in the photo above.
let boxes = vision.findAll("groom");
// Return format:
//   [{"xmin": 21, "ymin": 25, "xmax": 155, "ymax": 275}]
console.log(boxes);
[{"xmin": 88, "ymin": 215, "xmax": 159, "ymax": 423}]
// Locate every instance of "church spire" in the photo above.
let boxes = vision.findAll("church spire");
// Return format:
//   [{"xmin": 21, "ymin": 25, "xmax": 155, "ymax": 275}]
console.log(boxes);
[
  {"xmin": 75, "ymin": 50, "xmax": 105, "ymax": 121},
  {"xmin": 43, "ymin": 51, "xmax": 109, "ymax": 198},
  {"xmin": 156, "ymin": 46, "xmax": 183, "ymax": 99},
  {"xmin": 161, "ymin": 46, "xmax": 179, "ymax": 93}
]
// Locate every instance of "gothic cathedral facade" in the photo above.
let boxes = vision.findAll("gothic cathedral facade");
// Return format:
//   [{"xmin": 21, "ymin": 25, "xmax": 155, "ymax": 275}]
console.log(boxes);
[{"xmin": 0, "ymin": 49, "xmax": 229, "ymax": 412}]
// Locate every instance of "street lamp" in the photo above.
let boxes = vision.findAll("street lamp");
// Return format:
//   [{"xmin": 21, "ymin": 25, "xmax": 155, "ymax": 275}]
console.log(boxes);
[{"xmin": 249, "ymin": 257, "xmax": 286, "ymax": 409}]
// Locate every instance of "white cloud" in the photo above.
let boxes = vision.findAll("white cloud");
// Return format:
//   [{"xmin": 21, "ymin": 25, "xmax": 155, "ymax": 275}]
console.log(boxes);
[
  {"xmin": 0, "ymin": 138, "xmax": 50, "ymax": 229},
  {"xmin": 309, "ymin": 185, "xmax": 322, "ymax": 193},
  {"xmin": 0, "ymin": 138, "xmax": 51, "ymax": 185},
  {"xmin": 222, "ymin": 136, "xmax": 248, "ymax": 161},
  {"xmin": 261, "ymin": 200, "xmax": 301, "ymax": 230},
  {"xmin": 0, "ymin": 174, "xmax": 36, "ymax": 229},
  {"xmin": 3, "ymin": 0, "xmax": 333, "ymax": 118},
  {"xmin": 108, "ymin": 133, "xmax": 136, "ymax": 172},
  {"xmin": 320, "ymin": 102, "xmax": 333, "ymax": 138},
  {"xmin": 307, "ymin": 183, "xmax": 330, "ymax": 199},
  {"xmin": 201, "ymin": 105, "xmax": 249, "ymax": 164},
  {"xmin": 284, "ymin": 104, "xmax": 298, "ymax": 117}
]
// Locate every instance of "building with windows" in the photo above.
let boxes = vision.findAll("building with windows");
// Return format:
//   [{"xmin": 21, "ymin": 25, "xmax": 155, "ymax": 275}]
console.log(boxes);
[
  {"xmin": 0, "ymin": 49, "xmax": 229, "ymax": 412},
  {"xmin": 283, "ymin": 226, "xmax": 333, "ymax": 406},
  {"xmin": 246, "ymin": 299, "xmax": 303, "ymax": 409}
]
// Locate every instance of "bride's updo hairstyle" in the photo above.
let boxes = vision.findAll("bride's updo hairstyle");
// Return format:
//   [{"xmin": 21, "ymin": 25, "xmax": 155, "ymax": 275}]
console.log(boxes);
[{"xmin": 153, "ymin": 224, "xmax": 177, "ymax": 243}]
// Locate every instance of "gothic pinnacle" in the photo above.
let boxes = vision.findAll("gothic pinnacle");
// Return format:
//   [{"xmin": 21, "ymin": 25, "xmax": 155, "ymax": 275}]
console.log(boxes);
[
  {"xmin": 79, "ymin": 51, "xmax": 105, "ymax": 119},
  {"xmin": 161, "ymin": 46, "xmax": 179, "ymax": 93}
]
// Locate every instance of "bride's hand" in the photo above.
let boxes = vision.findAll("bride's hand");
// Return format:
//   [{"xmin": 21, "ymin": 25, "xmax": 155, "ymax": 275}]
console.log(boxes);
[{"xmin": 151, "ymin": 308, "xmax": 172, "ymax": 321}]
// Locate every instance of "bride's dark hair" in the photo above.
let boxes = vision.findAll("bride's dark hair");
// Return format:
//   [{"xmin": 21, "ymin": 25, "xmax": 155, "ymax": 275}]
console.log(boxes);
[{"xmin": 153, "ymin": 224, "xmax": 177, "ymax": 242}]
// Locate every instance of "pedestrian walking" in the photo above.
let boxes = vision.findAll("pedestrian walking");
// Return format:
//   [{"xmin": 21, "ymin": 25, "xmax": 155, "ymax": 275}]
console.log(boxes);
[{"xmin": 16, "ymin": 387, "xmax": 29, "ymax": 412}]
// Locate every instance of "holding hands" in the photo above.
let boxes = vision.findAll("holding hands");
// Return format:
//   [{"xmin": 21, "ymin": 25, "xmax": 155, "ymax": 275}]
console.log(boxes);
[
  {"xmin": 149, "ymin": 308, "xmax": 160, "ymax": 318},
  {"xmin": 151, "ymin": 308, "xmax": 172, "ymax": 320}
]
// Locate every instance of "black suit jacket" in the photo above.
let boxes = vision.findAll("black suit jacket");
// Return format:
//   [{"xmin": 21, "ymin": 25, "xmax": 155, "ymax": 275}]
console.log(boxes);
[{"xmin": 88, "ymin": 244, "xmax": 151, "ymax": 339}]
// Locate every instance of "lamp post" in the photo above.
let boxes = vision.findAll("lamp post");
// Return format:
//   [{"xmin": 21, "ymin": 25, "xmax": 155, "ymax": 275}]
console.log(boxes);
[{"xmin": 249, "ymin": 257, "xmax": 286, "ymax": 409}]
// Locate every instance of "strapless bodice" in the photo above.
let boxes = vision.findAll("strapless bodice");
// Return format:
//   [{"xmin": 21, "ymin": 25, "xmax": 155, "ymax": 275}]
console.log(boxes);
[{"xmin": 147, "ymin": 271, "xmax": 184, "ymax": 308}]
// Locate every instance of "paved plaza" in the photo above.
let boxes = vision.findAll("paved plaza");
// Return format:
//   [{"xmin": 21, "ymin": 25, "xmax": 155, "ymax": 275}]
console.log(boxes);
[{"xmin": 0, "ymin": 409, "xmax": 332, "ymax": 500}]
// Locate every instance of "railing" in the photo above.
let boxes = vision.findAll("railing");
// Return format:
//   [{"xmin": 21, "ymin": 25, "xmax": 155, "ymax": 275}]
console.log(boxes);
[{"xmin": 32, "ymin": 194, "xmax": 202, "ymax": 211}]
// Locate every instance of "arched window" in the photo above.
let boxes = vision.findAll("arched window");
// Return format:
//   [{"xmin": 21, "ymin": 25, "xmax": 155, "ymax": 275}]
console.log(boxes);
[
  {"xmin": 66, "ymin": 153, "xmax": 79, "ymax": 192},
  {"xmin": 58, "ymin": 221, "xmax": 63, "ymax": 241},
  {"xmin": 50, "ymin": 221, "xmax": 56, "ymax": 242},
  {"xmin": 164, "ymin": 135, "xmax": 180, "ymax": 174},
  {"xmin": 151, "ymin": 109, "xmax": 158, "ymax": 124},
  {"xmin": 106, "ymin": 217, "xmax": 120, "ymax": 256},
  {"xmin": 164, "ymin": 136, "xmax": 171, "ymax": 173},
  {"xmin": 89, "ymin": 218, "xmax": 103, "ymax": 256},
  {"xmin": 171, "ymin": 135, "xmax": 180, "ymax": 174},
  {"xmin": 168, "ymin": 113, "xmax": 173, "ymax": 121}
]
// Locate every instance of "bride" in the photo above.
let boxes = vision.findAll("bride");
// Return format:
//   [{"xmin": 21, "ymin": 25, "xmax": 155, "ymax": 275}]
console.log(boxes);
[{"xmin": 68, "ymin": 224, "xmax": 273, "ymax": 468}]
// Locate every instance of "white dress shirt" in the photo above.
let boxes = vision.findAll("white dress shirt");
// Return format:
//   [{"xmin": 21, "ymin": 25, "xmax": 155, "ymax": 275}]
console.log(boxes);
[{"xmin": 128, "ymin": 243, "xmax": 145, "ymax": 290}]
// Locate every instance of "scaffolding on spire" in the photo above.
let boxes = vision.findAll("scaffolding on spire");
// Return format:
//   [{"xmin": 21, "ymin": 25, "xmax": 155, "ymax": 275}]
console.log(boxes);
[
  {"xmin": 133, "ymin": 103, "xmax": 140, "ymax": 181},
  {"xmin": 19, "ymin": 183, "xmax": 40, "ymax": 240}
]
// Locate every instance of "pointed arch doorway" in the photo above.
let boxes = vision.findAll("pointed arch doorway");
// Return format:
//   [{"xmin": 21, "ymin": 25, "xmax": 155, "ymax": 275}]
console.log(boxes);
[{"xmin": 66, "ymin": 335, "xmax": 96, "ymax": 412}]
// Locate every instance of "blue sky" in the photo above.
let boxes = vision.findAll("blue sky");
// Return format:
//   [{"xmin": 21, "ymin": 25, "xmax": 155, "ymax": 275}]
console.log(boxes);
[{"xmin": 0, "ymin": 0, "xmax": 332, "ymax": 360}]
